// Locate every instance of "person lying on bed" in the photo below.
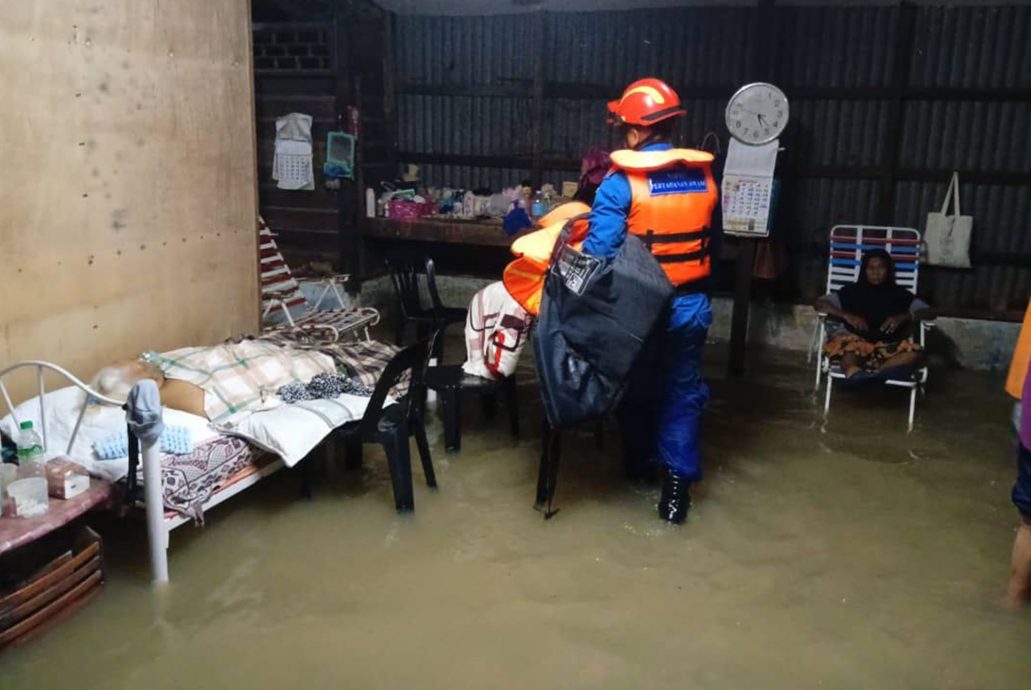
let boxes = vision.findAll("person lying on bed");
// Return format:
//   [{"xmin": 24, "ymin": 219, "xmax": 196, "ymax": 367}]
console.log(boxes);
[
  {"xmin": 814, "ymin": 249, "xmax": 935, "ymax": 382},
  {"xmin": 89, "ymin": 359, "xmax": 208, "ymax": 418}
]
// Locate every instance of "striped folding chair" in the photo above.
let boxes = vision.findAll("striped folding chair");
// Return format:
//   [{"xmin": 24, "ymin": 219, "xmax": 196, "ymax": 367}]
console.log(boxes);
[
  {"xmin": 259, "ymin": 218, "xmax": 379, "ymax": 342},
  {"xmin": 811, "ymin": 224, "xmax": 934, "ymax": 432}
]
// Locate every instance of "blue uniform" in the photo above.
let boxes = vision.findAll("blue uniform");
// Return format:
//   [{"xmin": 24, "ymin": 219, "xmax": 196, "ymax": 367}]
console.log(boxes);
[{"xmin": 583, "ymin": 142, "xmax": 712, "ymax": 481}]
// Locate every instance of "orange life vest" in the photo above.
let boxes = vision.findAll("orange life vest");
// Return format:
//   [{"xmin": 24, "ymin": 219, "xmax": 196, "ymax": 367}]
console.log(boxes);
[
  {"xmin": 610, "ymin": 148, "xmax": 718, "ymax": 287},
  {"xmin": 1006, "ymin": 300, "xmax": 1031, "ymax": 399}
]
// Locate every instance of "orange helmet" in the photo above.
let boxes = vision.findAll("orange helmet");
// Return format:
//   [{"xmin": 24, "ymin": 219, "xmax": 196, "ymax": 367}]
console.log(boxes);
[{"xmin": 607, "ymin": 78, "xmax": 685, "ymax": 127}]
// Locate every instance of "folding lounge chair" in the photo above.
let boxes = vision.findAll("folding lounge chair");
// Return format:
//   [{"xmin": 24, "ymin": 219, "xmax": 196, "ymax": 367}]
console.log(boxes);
[
  {"xmin": 259, "ymin": 220, "xmax": 380, "ymax": 342},
  {"xmin": 810, "ymin": 224, "xmax": 935, "ymax": 432}
]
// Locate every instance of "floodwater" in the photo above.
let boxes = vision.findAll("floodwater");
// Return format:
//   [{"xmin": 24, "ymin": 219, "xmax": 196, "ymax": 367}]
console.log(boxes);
[{"xmin": 1, "ymin": 345, "xmax": 1029, "ymax": 689}]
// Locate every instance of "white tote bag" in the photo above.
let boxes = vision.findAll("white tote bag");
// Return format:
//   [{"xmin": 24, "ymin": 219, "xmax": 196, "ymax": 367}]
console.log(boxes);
[{"xmin": 923, "ymin": 172, "xmax": 973, "ymax": 268}]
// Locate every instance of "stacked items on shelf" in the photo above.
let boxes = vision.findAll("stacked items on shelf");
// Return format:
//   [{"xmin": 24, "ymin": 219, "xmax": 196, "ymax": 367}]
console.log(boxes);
[{"xmin": 367, "ymin": 179, "xmax": 566, "ymax": 232}]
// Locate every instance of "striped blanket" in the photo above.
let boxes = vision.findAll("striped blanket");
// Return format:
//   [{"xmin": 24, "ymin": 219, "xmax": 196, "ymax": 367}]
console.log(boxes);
[
  {"xmin": 147, "ymin": 337, "xmax": 404, "ymax": 426},
  {"xmin": 256, "ymin": 333, "xmax": 404, "ymax": 394},
  {"xmin": 145, "ymin": 340, "xmax": 336, "ymax": 425}
]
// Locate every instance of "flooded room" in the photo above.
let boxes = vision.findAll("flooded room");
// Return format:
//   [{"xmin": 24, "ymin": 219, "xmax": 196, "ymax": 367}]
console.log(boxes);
[{"xmin": 2, "ymin": 0, "xmax": 1030, "ymax": 688}]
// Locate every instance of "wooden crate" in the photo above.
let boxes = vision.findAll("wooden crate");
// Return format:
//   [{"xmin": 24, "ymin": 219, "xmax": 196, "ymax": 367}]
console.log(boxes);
[{"xmin": 0, "ymin": 526, "xmax": 104, "ymax": 649}]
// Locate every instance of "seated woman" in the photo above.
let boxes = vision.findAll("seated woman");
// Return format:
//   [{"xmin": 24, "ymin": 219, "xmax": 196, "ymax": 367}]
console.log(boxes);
[{"xmin": 814, "ymin": 249, "xmax": 935, "ymax": 381}]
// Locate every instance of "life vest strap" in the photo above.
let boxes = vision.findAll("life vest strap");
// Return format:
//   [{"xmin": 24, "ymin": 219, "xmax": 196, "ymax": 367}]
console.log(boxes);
[
  {"xmin": 655, "ymin": 249, "xmax": 707, "ymax": 263},
  {"xmin": 641, "ymin": 228, "xmax": 713, "ymax": 245}
]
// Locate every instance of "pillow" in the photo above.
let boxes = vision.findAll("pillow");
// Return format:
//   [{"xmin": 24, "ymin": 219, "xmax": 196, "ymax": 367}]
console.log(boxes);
[
  {"xmin": 219, "ymin": 394, "xmax": 375, "ymax": 466},
  {"xmin": 0, "ymin": 386, "xmax": 217, "ymax": 482}
]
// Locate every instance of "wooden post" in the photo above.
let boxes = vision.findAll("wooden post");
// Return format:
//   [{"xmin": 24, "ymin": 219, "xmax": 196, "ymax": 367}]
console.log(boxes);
[
  {"xmin": 727, "ymin": 0, "xmax": 776, "ymax": 376},
  {"xmin": 728, "ymin": 240, "xmax": 757, "ymax": 375},
  {"xmin": 876, "ymin": 1, "xmax": 917, "ymax": 224},
  {"xmin": 530, "ymin": 9, "xmax": 546, "ymax": 190},
  {"xmin": 333, "ymin": 7, "xmax": 359, "ymax": 290}
]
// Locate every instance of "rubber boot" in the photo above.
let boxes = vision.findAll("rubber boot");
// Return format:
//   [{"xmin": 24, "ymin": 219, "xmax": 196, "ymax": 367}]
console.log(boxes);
[{"xmin": 658, "ymin": 471, "xmax": 691, "ymax": 524}]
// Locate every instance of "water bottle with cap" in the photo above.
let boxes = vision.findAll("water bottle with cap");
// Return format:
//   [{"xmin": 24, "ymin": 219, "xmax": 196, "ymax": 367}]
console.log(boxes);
[
  {"xmin": 532, "ymin": 190, "xmax": 547, "ymax": 219},
  {"xmin": 11, "ymin": 421, "xmax": 49, "ymax": 517}
]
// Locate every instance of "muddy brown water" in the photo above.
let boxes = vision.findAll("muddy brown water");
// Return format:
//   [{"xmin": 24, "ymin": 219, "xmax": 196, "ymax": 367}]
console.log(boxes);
[{"xmin": 1, "ymin": 347, "xmax": 1029, "ymax": 689}]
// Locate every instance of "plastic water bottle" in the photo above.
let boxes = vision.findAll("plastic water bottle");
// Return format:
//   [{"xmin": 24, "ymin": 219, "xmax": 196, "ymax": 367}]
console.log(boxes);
[
  {"xmin": 12, "ymin": 421, "xmax": 48, "ymax": 517},
  {"xmin": 532, "ymin": 190, "xmax": 546, "ymax": 219}
]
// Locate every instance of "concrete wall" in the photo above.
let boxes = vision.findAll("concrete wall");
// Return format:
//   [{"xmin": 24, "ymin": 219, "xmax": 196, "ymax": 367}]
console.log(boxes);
[{"xmin": 0, "ymin": 0, "xmax": 258, "ymax": 403}]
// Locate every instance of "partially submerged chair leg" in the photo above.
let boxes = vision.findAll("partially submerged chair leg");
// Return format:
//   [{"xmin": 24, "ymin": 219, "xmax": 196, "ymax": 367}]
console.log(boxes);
[
  {"xmin": 535, "ymin": 419, "xmax": 562, "ymax": 519},
  {"xmin": 299, "ymin": 452, "xmax": 315, "ymax": 500},
  {"xmin": 812, "ymin": 321, "xmax": 826, "ymax": 390},
  {"xmin": 907, "ymin": 386, "xmax": 917, "ymax": 433},
  {"xmin": 411, "ymin": 416, "xmax": 437, "ymax": 488},
  {"xmin": 343, "ymin": 436, "xmax": 363, "ymax": 469},
  {"xmin": 505, "ymin": 377, "xmax": 520, "ymax": 440},
  {"xmin": 380, "ymin": 422, "xmax": 415, "ymax": 512},
  {"xmin": 440, "ymin": 387, "xmax": 462, "ymax": 452},
  {"xmin": 823, "ymin": 374, "xmax": 834, "ymax": 419}
]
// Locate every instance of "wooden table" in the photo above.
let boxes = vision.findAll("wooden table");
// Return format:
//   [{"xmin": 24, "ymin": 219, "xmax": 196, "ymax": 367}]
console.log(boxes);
[
  {"xmin": 0, "ymin": 481, "xmax": 114, "ymax": 557},
  {"xmin": 362, "ymin": 217, "xmax": 529, "ymax": 247}
]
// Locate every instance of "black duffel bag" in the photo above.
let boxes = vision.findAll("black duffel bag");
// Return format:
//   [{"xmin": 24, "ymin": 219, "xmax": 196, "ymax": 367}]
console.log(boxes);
[{"xmin": 533, "ymin": 216, "xmax": 673, "ymax": 429}]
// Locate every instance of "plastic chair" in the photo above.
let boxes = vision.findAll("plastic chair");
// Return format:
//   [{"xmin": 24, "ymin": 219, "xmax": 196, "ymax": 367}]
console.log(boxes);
[
  {"xmin": 534, "ymin": 416, "xmax": 606, "ymax": 519},
  {"xmin": 386, "ymin": 256, "xmax": 468, "ymax": 359},
  {"xmin": 811, "ymin": 224, "xmax": 935, "ymax": 432},
  {"xmin": 260, "ymin": 219, "xmax": 379, "ymax": 341},
  {"xmin": 424, "ymin": 366, "xmax": 519, "ymax": 452},
  {"xmin": 425, "ymin": 257, "xmax": 469, "ymax": 330},
  {"xmin": 334, "ymin": 337, "xmax": 436, "ymax": 512}
]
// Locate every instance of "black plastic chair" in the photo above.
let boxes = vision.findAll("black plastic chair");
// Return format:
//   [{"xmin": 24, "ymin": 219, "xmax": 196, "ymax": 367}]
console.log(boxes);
[
  {"xmin": 335, "ymin": 337, "xmax": 436, "ymax": 512},
  {"xmin": 386, "ymin": 256, "xmax": 467, "ymax": 360},
  {"xmin": 424, "ymin": 365, "xmax": 519, "ymax": 452},
  {"xmin": 534, "ymin": 416, "xmax": 606, "ymax": 519},
  {"xmin": 424, "ymin": 257, "xmax": 469, "ymax": 332}
]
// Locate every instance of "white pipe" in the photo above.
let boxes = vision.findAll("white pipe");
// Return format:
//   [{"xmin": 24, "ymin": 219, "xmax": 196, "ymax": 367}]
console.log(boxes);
[
  {"xmin": 142, "ymin": 435, "xmax": 169, "ymax": 584},
  {"xmin": 0, "ymin": 360, "xmax": 123, "ymax": 406},
  {"xmin": 329, "ymin": 280, "xmax": 346, "ymax": 308},
  {"xmin": 313, "ymin": 282, "xmax": 333, "ymax": 310},
  {"xmin": 37, "ymin": 366, "xmax": 47, "ymax": 453},
  {"xmin": 67, "ymin": 402, "xmax": 89, "ymax": 455},
  {"xmin": 0, "ymin": 380, "xmax": 18, "ymax": 426}
]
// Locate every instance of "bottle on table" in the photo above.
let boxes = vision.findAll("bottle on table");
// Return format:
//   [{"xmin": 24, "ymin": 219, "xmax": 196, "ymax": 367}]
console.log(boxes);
[
  {"xmin": 531, "ymin": 190, "xmax": 547, "ymax": 219},
  {"xmin": 9, "ymin": 421, "xmax": 49, "ymax": 518}
]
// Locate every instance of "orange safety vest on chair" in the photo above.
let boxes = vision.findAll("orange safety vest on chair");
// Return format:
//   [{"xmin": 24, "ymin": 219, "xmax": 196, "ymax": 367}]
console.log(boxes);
[{"xmin": 609, "ymin": 148, "xmax": 718, "ymax": 287}]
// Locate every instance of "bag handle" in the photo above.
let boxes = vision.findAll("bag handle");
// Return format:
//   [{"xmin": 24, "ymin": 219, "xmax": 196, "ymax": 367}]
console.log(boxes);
[
  {"xmin": 549, "ymin": 213, "xmax": 592, "ymax": 266},
  {"xmin": 698, "ymin": 131, "xmax": 722, "ymax": 156},
  {"xmin": 940, "ymin": 171, "xmax": 961, "ymax": 216}
]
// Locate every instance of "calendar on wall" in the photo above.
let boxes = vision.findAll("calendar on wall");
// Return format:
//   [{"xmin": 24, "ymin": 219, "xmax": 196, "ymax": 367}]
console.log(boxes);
[
  {"xmin": 273, "ymin": 113, "xmax": 315, "ymax": 191},
  {"xmin": 722, "ymin": 174, "xmax": 773, "ymax": 237},
  {"xmin": 721, "ymin": 138, "xmax": 778, "ymax": 238}
]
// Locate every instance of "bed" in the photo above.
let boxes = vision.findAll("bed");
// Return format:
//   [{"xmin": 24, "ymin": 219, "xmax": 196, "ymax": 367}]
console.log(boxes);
[{"xmin": 0, "ymin": 339, "xmax": 399, "ymax": 583}]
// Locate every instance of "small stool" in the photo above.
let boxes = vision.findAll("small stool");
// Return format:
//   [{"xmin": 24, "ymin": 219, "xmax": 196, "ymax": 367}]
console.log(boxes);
[{"xmin": 424, "ymin": 365, "xmax": 519, "ymax": 452}]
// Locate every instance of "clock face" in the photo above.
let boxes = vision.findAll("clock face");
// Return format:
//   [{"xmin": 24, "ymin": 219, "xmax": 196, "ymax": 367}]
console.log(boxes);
[{"xmin": 725, "ymin": 82, "xmax": 789, "ymax": 145}]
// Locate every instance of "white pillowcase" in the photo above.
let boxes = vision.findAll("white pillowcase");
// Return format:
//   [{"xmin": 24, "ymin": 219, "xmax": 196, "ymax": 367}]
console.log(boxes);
[
  {"xmin": 218, "ymin": 394, "xmax": 375, "ymax": 466},
  {"xmin": 0, "ymin": 386, "xmax": 218, "ymax": 482}
]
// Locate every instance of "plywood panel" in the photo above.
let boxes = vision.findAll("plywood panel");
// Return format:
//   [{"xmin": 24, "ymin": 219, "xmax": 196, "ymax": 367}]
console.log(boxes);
[{"xmin": 0, "ymin": 0, "xmax": 259, "ymax": 404}]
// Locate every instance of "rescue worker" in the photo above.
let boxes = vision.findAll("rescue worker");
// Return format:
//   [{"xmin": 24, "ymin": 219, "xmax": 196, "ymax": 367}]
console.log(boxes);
[{"xmin": 583, "ymin": 78, "xmax": 718, "ymax": 523}]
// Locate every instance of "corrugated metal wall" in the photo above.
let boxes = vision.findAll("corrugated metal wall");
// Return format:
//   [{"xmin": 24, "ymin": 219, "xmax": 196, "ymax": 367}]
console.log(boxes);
[{"xmin": 394, "ymin": 4, "xmax": 1031, "ymax": 316}]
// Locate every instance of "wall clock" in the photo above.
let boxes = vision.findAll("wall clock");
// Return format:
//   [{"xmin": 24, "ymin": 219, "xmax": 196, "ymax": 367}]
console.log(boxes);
[{"xmin": 725, "ymin": 82, "xmax": 789, "ymax": 145}]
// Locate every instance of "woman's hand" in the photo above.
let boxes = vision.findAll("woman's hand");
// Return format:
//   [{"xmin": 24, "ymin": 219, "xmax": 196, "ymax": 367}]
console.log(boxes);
[
  {"xmin": 881, "ymin": 312, "xmax": 911, "ymax": 335},
  {"xmin": 842, "ymin": 313, "xmax": 869, "ymax": 333}
]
